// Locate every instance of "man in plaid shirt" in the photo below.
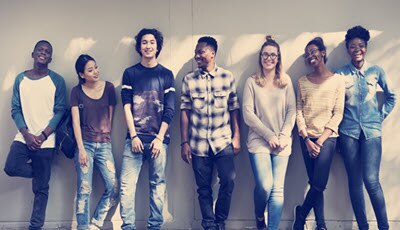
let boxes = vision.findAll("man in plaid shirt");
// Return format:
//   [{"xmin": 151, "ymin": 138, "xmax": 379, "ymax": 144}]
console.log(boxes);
[{"xmin": 180, "ymin": 36, "xmax": 241, "ymax": 230}]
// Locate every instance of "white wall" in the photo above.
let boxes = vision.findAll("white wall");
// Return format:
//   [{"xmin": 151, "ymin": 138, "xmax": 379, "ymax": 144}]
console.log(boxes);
[{"xmin": 0, "ymin": 0, "xmax": 399, "ymax": 229}]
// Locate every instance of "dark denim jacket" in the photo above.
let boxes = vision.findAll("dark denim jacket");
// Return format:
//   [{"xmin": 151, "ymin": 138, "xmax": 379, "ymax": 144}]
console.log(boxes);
[{"xmin": 336, "ymin": 62, "xmax": 396, "ymax": 139}]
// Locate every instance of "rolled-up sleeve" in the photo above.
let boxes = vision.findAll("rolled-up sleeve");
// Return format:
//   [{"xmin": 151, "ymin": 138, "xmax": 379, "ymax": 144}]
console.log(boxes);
[
  {"xmin": 180, "ymin": 75, "xmax": 192, "ymax": 110},
  {"xmin": 228, "ymin": 74, "xmax": 240, "ymax": 111}
]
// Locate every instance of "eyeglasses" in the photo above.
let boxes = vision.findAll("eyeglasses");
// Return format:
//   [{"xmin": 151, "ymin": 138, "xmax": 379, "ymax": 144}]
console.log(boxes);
[
  {"xmin": 260, "ymin": 52, "xmax": 278, "ymax": 60},
  {"xmin": 348, "ymin": 43, "xmax": 366, "ymax": 50},
  {"xmin": 303, "ymin": 48, "xmax": 319, "ymax": 58}
]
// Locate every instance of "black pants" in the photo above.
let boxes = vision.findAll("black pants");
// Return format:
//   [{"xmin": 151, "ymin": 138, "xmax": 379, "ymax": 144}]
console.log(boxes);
[
  {"xmin": 4, "ymin": 141, "xmax": 54, "ymax": 230},
  {"xmin": 299, "ymin": 137, "xmax": 336, "ymax": 228},
  {"xmin": 192, "ymin": 145, "xmax": 236, "ymax": 229}
]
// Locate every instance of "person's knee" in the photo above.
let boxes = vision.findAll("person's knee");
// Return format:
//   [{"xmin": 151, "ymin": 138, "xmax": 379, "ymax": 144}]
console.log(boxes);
[
  {"xmin": 105, "ymin": 179, "xmax": 118, "ymax": 196},
  {"xmin": 364, "ymin": 176, "xmax": 381, "ymax": 193},
  {"xmin": 150, "ymin": 174, "xmax": 166, "ymax": 187},
  {"xmin": 220, "ymin": 171, "xmax": 236, "ymax": 192},
  {"xmin": 270, "ymin": 185, "xmax": 284, "ymax": 197},
  {"xmin": 77, "ymin": 180, "xmax": 92, "ymax": 196},
  {"xmin": 258, "ymin": 180, "xmax": 273, "ymax": 195},
  {"xmin": 4, "ymin": 166, "xmax": 16, "ymax": 177}
]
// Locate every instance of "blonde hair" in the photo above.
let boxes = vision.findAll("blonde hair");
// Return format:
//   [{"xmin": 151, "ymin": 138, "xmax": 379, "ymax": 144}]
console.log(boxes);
[{"xmin": 254, "ymin": 35, "xmax": 288, "ymax": 88}]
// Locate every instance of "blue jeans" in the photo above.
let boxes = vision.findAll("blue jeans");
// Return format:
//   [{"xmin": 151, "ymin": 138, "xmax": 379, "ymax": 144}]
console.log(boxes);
[
  {"xmin": 120, "ymin": 139, "xmax": 168, "ymax": 230},
  {"xmin": 249, "ymin": 153, "xmax": 289, "ymax": 230},
  {"xmin": 299, "ymin": 137, "xmax": 336, "ymax": 228},
  {"xmin": 192, "ymin": 145, "xmax": 236, "ymax": 229},
  {"xmin": 74, "ymin": 141, "xmax": 118, "ymax": 230},
  {"xmin": 4, "ymin": 141, "xmax": 54, "ymax": 230},
  {"xmin": 339, "ymin": 132, "xmax": 389, "ymax": 230}
]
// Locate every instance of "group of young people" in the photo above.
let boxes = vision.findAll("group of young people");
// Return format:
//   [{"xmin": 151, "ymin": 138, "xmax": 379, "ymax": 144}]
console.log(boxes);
[{"xmin": 3, "ymin": 25, "xmax": 395, "ymax": 230}]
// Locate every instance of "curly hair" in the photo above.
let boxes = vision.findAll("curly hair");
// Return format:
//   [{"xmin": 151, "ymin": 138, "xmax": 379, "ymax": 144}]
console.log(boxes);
[
  {"xmin": 135, "ymin": 28, "xmax": 164, "ymax": 58},
  {"xmin": 345, "ymin": 25, "xmax": 370, "ymax": 48}
]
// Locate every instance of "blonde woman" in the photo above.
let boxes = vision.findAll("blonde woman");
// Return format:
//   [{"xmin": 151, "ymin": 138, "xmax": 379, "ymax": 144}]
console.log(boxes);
[{"xmin": 243, "ymin": 36, "xmax": 296, "ymax": 230}]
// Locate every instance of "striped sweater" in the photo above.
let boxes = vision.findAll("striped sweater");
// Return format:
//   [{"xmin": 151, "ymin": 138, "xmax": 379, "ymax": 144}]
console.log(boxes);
[{"xmin": 296, "ymin": 74, "xmax": 345, "ymax": 138}]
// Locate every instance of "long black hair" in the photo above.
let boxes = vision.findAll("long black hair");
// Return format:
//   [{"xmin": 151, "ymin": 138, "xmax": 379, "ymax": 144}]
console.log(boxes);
[{"xmin": 75, "ymin": 54, "xmax": 95, "ymax": 84}]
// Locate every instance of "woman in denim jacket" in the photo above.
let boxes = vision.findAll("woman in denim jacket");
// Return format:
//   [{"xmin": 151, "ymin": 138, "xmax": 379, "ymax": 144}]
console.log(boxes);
[
  {"xmin": 71, "ymin": 54, "xmax": 118, "ymax": 230},
  {"xmin": 336, "ymin": 25, "xmax": 396, "ymax": 230}
]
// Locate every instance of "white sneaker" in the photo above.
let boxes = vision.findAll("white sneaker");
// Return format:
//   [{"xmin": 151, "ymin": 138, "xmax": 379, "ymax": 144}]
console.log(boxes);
[{"xmin": 88, "ymin": 224, "xmax": 100, "ymax": 230}]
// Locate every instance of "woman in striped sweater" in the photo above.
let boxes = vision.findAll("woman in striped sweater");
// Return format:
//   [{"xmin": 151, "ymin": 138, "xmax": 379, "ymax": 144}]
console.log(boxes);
[{"xmin": 292, "ymin": 37, "xmax": 345, "ymax": 230}]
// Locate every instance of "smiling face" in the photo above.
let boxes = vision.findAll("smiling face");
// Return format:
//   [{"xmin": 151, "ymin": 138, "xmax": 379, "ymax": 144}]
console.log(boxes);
[
  {"xmin": 32, "ymin": 42, "xmax": 52, "ymax": 66},
  {"xmin": 194, "ymin": 42, "xmax": 215, "ymax": 71},
  {"xmin": 140, "ymin": 34, "xmax": 158, "ymax": 60},
  {"xmin": 80, "ymin": 60, "xmax": 100, "ymax": 83},
  {"xmin": 260, "ymin": 45, "xmax": 279, "ymax": 72},
  {"xmin": 347, "ymin": 37, "xmax": 367, "ymax": 64},
  {"xmin": 304, "ymin": 44, "xmax": 325, "ymax": 67}
]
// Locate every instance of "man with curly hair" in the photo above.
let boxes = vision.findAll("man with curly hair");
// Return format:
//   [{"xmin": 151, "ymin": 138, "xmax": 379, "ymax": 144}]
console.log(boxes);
[{"xmin": 119, "ymin": 28, "xmax": 176, "ymax": 230}]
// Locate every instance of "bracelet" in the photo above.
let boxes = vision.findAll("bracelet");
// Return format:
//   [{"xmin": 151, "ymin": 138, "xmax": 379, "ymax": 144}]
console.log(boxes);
[
  {"xmin": 180, "ymin": 141, "xmax": 189, "ymax": 147},
  {"xmin": 303, "ymin": 136, "xmax": 310, "ymax": 143},
  {"xmin": 130, "ymin": 135, "xmax": 138, "ymax": 140},
  {"xmin": 315, "ymin": 142, "xmax": 323, "ymax": 148},
  {"xmin": 41, "ymin": 131, "xmax": 48, "ymax": 140},
  {"xmin": 155, "ymin": 135, "xmax": 164, "ymax": 142}
]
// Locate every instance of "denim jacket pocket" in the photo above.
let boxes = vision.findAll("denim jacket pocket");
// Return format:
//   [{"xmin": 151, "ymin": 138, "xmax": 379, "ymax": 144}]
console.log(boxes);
[
  {"xmin": 366, "ymin": 79, "xmax": 378, "ymax": 99},
  {"xmin": 344, "ymin": 78, "xmax": 355, "ymax": 100}
]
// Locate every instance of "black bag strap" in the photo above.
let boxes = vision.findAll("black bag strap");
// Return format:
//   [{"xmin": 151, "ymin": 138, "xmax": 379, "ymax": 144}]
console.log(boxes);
[{"xmin": 78, "ymin": 84, "xmax": 84, "ymax": 110}]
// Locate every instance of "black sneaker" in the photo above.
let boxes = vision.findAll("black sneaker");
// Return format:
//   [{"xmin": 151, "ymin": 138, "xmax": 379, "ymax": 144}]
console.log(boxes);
[
  {"xmin": 315, "ymin": 226, "xmax": 327, "ymax": 230},
  {"xmin": 256, "ymin": 216, "xmax": 267, "ymax": 230},
  {"xmin": 292, "ymin": 205, "xmax": 305, "ymax": 230}
]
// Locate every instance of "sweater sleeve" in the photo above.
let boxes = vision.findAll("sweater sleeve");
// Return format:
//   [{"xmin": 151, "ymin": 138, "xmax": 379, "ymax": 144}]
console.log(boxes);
[
  {"xmin": 325, "ymin": 76, "xmax": 345, "ymax": 134},
  {"xmin": 242, "ymin": 78, "xmax": 276, "ymax": 141},
  {"xmin": 280, "ymin": 77, "xmax": 296, "ymax": 138},
  {"xmin": 11, "ymin": 73, "xmax": 27, "ymax": 130},
  {"xmin": 162, "ymin": 70, "xmax": 176, "ymax": 124},
  {"xmin": 48, "ymin": 71, "xmax": 67, "ymax": 129},
  {"xmin": 296, "ymin": 79, "xmax": 307, "ymax": 133},
  {"xmin": 121, "ymin": 69, "xmax": 133, "ymax": 106}
]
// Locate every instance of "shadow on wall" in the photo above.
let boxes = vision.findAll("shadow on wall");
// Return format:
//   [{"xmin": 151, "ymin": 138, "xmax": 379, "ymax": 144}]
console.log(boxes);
[{"xmin": 0, "ymin": 31, "xmax": 399, "ymax": 228}]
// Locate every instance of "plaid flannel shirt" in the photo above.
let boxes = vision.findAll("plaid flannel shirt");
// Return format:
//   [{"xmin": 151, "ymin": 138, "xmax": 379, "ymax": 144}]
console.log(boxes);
[{"xmin": 180, "ymin": 65, "xmax": 240, "ymax": 156}]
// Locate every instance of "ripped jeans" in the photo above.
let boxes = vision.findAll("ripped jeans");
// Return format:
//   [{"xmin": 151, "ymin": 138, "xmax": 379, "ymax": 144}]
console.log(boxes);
[
  {"xmin": 74, "ymin": 141, "xmax": 118, "ymax": 230},
  {"xmin": 119, "ymin": 139, "xmax": 168, "ymax": 230}
]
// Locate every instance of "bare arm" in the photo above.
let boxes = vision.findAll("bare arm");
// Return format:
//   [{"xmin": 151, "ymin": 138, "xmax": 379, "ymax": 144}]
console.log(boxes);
[
  {"xmin": 180, "ymin": 109, "xmax": 192, "ymax": 164},
  {"xmin": 71, "ymin": 106, "xmax": 88, "ymax": 166},
  {"xmin": 230, "ymin": 109, "xmax": 241, "ymax": 155}
]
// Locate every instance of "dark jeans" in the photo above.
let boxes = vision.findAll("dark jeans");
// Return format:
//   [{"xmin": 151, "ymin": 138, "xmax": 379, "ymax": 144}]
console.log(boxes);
[
  {"xmin": 339, "ymin": 132, "xmax": 389, "ymax": 230},
  {"xmin": 192, "ymin": 145, "xmax": 236, "ymax": 229},
  {"xmin": 4, "ymin": 141, "xmax": 54, "ymax": 230},
  {"xmin": 299, "ymin": 137, "xmax": 336, "ymax": 228}
]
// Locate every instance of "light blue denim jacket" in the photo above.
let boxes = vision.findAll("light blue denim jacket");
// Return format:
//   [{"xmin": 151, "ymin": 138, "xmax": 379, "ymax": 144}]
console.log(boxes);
[{"xmin": 335, "ymin": 61, "xmax": 396, "ymax": 139}]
